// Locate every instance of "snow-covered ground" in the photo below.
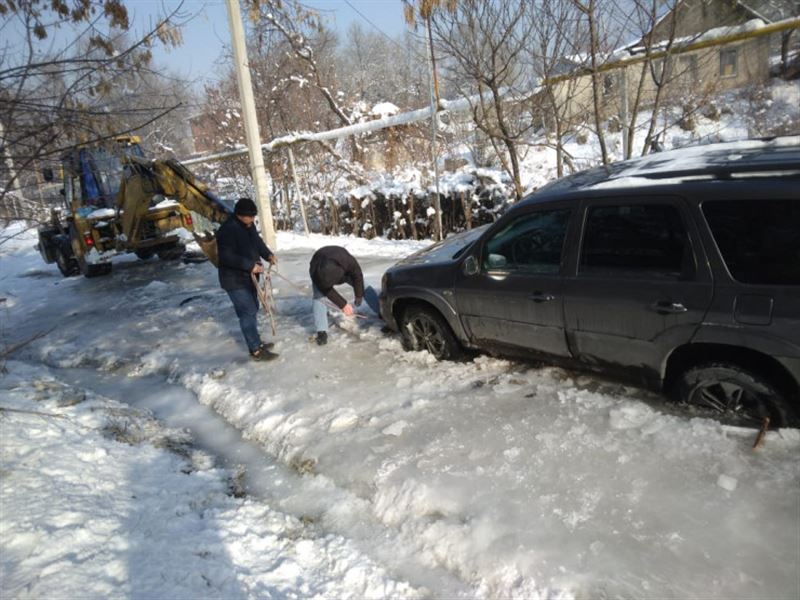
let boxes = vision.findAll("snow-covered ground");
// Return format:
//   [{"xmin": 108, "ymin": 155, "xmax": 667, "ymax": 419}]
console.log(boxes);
[{"xmin": 2, "ymin": 222, "xmax": 799, "ymax": 599}]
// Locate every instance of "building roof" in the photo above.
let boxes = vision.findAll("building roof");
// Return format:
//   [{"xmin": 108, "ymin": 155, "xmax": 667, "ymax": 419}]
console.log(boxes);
[{"xmin": 737, "ymin": 0, "xmax": 800, "ymax": 23}]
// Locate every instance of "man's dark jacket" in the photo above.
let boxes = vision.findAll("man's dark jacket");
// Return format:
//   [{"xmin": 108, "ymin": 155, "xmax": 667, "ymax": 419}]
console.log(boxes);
[
  {"xmin": 309, "ymin": 246, "xmax": 364, "ymax": 309},
  {"xmin": 216, "ymin": 216, "xmax": 273, "ymax": 291}
]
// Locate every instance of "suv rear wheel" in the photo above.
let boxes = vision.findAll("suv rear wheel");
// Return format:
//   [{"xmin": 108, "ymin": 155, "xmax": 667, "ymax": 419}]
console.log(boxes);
[
  {"xmin": 675, "ymin": 362, "xmax": 795, "ymax": 428},
  {"xmin": 400, "ymin": 305, "xmax": 463, "ymax": 361}
]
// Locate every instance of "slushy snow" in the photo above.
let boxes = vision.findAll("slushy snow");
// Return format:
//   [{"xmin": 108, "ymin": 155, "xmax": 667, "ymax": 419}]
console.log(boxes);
[{"xmin": 2, "ymin": 220, "xmax": 798, "ymax": 599}]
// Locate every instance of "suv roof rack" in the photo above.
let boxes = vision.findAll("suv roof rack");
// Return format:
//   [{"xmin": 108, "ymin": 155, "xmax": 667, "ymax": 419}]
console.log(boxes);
[
  {"xmin": 535, "ymin": 136, "xmax": 800, "ymax": 195},
  {"xmin": 611, "ymin": 138, "xmax": 800, "ymax": 182},
  {"xmin": 640, "ymin": 162, "xmax": 800, "ymax": 181}
]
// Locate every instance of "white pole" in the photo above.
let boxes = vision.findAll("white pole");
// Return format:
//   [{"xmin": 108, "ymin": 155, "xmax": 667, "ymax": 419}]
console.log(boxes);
[
  {"xmin": 619, "ymin": 67, "xmax": 630, "ymax": 159},
  {"xmin": 224, "ymin": 0, "xmax": 277, "ymax": 250},
  {"xmin": 425, "ymin": 18, "xmax": 443, "ymax": 242}
]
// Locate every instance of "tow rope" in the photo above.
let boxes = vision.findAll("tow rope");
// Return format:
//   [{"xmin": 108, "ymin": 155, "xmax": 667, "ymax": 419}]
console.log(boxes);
[
  {"xmin": 251, "ymin": 267, "xmax": 277, "ymax": 336},
  {"xmin": 268, "ymin": 265, "xmax": 368, "ymax": 316}
]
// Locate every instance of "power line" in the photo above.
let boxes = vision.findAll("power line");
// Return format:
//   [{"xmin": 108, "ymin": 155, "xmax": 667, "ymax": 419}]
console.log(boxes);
[{"xmin": 342, "ymin": 0, "xmax": 407, "ymax": 50}]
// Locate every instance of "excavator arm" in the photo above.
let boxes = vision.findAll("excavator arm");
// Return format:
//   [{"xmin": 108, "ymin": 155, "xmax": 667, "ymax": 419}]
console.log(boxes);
[{"xmin": 118, "ymin": 155, "xmax": 232, "ymax": 265}]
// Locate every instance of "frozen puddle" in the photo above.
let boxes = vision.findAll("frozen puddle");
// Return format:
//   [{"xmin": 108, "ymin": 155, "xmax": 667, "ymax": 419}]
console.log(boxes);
[
  {"xmin": 57, "ymin": 367, "xmax": 471, "ymax": 597},
  {"xmin": 60, "ymin": 368, "xmax": 296, "ymax": 499}
]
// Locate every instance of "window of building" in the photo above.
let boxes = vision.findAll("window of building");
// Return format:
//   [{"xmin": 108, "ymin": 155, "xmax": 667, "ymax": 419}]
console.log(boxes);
[
  {"xmin": 678, "ymin": 55, "xmax": 698, "ymax": 83},
  {"xmin": 719, "ymin": 47, "xmax": 738, "ymax": 78},
  {"xmin": 603, "ymin": 74, "xmax": 615, "ymax": 96},
  {"xmin": 580, "ymin": 204, "xmax": 692, "ymax": 279}
]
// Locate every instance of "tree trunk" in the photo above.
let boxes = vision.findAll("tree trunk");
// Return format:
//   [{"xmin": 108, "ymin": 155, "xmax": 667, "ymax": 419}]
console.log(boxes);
[
  {"xmin": 281, "ymin": 174, "xmax": 292, "ymax": 230},
  {"xmin": 584, "ymin": 0, "xmax": 609, "ymax": 165},
  {"xmin": 781, "ymin": 31, "xmax": 793, "ymax": 77},
  {"xmin": 488, "ymin": 83, "xmax": 523, "ymax": 198},
  {"xmin": 462, "ymin": 191, "xmax": 472, "ymax": 230},
  {"xmin": 286, "ymin": 148, "xmax": 309, "ymax": 235},
  {"xmin": 368, "ymin": 196, "xmax": 377, "ymax": 239},
  {"xmin": 408, "ymin": 194, "xmax": 418, "ymax": 240},
  {"xmin": 329, "ymin": 195, "xmax": 340, "ymax": 236}
]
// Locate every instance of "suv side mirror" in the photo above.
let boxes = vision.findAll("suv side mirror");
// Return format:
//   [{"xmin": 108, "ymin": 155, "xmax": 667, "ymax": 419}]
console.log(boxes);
[{"xmin": 462, "ymin": 255, "xmax": 479, "ymax": 276}]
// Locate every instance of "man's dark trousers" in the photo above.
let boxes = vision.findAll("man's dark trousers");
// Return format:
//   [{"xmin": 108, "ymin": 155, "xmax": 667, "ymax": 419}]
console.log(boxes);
[{"xmin": 226, "ymin": 286, "xmax": 261, "ymax": 352}]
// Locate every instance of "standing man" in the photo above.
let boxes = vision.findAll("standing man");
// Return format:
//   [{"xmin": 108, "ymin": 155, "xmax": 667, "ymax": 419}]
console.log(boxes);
[
  {"xmin": 309, "ymin": 245, "xmax": 379, "ymax": 345},
  {"xmin": 217, "ymin": 198, "xmax": 279, "ymax": 361}
]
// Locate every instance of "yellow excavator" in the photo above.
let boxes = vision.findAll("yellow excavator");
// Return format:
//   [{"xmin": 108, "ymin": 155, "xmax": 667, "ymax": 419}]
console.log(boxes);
[{"xmin": 37, "ymin": 136, "xmax": 229, "ymax": 277}]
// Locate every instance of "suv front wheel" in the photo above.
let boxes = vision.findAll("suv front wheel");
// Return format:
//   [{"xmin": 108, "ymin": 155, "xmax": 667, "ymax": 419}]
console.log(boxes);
[
  {"xmin": 675, "ymin": 362, "xmax": 795, "ymax": 428},
  {"xmin": 400, "ymin": 305, "xmax": 463, "ymax": 361}
]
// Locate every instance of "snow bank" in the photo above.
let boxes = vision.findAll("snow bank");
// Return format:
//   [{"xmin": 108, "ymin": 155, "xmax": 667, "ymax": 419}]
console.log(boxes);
[
  {"xmin": 0, "ymin": 361, "xmax": 421, "ymax": 599},
  {"xmin": 276, "ymin": 230, "xmax": 430, "ymax": 257}
]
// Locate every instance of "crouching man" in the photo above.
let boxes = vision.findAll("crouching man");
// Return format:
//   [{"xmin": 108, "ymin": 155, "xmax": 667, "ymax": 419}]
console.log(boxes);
[
  {"xmin": 217, "ymin": 198, "xmax": 279, "ymax": 361},
  {"xmin": 309, "ymin": 245, "xmax": 379, "ymax": 345}
]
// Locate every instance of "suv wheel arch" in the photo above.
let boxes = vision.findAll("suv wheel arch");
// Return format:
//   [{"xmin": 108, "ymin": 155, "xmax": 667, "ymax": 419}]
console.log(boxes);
[
  {"xmin": 394, "ymin": 300, "xmax": 464, "ymax": 361},
  {"xmin": 664, "ymin": 343, "xmax": 799, "ymax": 427}
]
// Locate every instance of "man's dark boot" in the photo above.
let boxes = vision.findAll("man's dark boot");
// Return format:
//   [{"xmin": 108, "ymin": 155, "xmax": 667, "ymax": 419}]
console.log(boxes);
[
  {"xmin": 250, "ymin": 346, "xmax": 278, "ymax": 361},
  {"xmin": 316, "ymin": 331, "xmax": 328, "ymax": 346},
  {"xmin": 258, "ymin": 342, "xmax": 275, "ymax": 351}
]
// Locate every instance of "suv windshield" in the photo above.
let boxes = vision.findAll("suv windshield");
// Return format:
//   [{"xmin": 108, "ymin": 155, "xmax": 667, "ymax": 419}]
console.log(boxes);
[{"xmin": 703, "ymin": 199, "xmax": 800, "ymax": 285}]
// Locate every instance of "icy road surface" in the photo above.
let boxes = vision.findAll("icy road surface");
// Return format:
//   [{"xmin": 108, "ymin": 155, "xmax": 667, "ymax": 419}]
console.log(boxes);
[{"xmin": 2, "ymin": 224, "xmax": 799, "ymax": 599}]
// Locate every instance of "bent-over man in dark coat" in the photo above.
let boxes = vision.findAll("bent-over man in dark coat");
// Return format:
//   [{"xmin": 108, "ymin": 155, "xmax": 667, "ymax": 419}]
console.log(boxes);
[
  {"xmin": 309, "ymin": 245, "xmax": 379, "ymax": 345},
  {"xmin": 217, "ymin": 198, "xmax": 278, "ymax": 361}
]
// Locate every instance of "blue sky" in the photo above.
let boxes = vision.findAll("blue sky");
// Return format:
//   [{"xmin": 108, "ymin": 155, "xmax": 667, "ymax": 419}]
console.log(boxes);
[{"xmin": 136, "ymin": 0, "xmax": 408, "ymax": 91}]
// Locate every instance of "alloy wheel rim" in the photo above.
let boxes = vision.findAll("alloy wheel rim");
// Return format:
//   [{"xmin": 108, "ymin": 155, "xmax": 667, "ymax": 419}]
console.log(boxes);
[
  {"xmin": 687, "ymin": 380, "xmax": 769, "ymax": 427},
  {"xmin": 408, "ymin": 316, "xmax": 446, "ymax": 357}
]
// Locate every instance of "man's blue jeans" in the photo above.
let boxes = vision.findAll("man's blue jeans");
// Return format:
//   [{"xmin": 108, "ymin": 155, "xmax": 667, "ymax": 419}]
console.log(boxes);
[
  {"xmin": 312, "ymin": 285, "xmax": 379, "ymax": 332},
  {"xmin": 226, "ymin": 286, "xmax": 262, "ymax": 352}
]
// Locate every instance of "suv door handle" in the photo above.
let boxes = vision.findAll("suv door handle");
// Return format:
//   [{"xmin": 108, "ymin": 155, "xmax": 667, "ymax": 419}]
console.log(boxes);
[
  {"xmin": 529, "ymin": 292, "xmax": 556, "ymax": 303},
  {"xmin": 651, "ymin": 300, "xmax": 688, "ymax": 314}
]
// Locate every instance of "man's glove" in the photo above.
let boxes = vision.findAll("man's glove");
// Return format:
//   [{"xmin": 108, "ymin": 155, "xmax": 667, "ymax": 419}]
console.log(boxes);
[{"xmin": 354, "ymin": 296, "xmax": 363, "ymax": 307}]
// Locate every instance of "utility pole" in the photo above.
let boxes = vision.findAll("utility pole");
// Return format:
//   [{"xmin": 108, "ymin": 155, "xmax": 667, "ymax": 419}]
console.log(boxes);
[
  {"xmin": 619, "ymin": 67, "xmax": 630, "ymax": 159},
  {"xmin": 225, "ymin": 0, "xmax": 277, "ymax": 249},
  {"xmin": 425, "ymin": 17, "xmax": 443, "ymax": 241}
]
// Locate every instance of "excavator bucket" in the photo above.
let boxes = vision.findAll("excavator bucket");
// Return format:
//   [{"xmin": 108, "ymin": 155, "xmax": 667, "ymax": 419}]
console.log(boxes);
[{"xmin": 193, "ymin": 231, "xmax": 219, "ymax": 267}]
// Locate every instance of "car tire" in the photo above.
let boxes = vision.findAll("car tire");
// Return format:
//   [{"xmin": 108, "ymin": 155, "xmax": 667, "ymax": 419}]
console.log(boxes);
[
  {"xmin": 135, "ymin": 248, "xmax": 156, "ymax": 260},
  {"xmin": 675, "ymin": 361, "xmax": 796, "ymax": 428},
  {"xmin": 157, "ymin": 243, "xmax": 185, "ymax": 261},
  {"xmin": 37, "ymin": 227, "xmax": 60, "ymax": 263},
  {"xmin": 54, "ymin": 236, "xmax": 80, "ymax": 277},
  {"xmin": 400, "ymin": 304, "xmax": 463, "ymax": 361}
]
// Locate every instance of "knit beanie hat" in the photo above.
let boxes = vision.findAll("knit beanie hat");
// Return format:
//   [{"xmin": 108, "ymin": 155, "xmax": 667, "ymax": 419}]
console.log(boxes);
[{"xmin": 234, "ymin": 197, "xmax": 258, "ymax": 216}]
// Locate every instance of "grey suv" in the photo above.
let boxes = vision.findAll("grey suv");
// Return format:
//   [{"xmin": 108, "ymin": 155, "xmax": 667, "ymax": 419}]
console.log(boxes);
[{"xmin": 380, "ymin": 137, "xmax": 800, "ymax": 427}]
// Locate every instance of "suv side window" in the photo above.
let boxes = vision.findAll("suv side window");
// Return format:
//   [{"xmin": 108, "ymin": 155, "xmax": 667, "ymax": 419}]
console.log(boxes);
[
  {"xmin": 483, "ymin": 209, "xmax": 571, "ymax": 273},
  {"xmin": 702, "ymin": 199, "xmax": 800, "ymax": 285},
  {"xmin": 580, "ymin": 204, "xmax": 692, "ymax": 279}
]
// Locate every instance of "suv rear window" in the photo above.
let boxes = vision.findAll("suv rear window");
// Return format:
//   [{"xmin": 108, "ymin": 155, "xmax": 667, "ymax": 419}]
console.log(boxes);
[{"xmin": 702, "ymin": 199, "xmax": 800, "ymax": 285}]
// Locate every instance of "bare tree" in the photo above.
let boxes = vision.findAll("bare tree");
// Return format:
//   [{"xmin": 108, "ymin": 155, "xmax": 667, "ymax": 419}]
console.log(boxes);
[
  {"xmin": 432, "ymin": 0, "xmax": 536, "ymax": 198},
  {"xmin": 0, "ymin": 0, "xmax": 184, "ymax": 209},
  {"xmin": 525, "ymin": 0, "xmax": 585, "ymax": 177},
  {"xmin": 245, "ymin": 0, "xmax": 353, "ymax": 128},
  {"xmin": 336, "ymin": 24, "xmax": 428, "ymax": 110},
  {"xmin": 570, "ymin": 0, "xmax": 614, "ymax": 164}
]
